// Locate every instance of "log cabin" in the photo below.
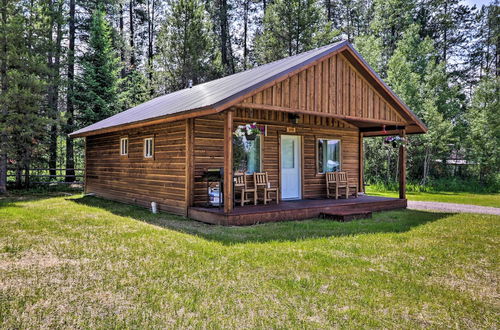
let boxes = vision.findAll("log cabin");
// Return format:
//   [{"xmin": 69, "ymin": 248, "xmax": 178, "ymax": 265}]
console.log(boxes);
[{"xmin": 70, "ymin": 40, "xmax": 427, "ymax": 225}]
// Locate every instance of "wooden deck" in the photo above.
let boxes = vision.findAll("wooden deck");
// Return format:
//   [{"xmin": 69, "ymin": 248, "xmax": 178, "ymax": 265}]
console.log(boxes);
[{"xmin": 188, "ymin": 195, "xmax": 407, "ymax": 225}]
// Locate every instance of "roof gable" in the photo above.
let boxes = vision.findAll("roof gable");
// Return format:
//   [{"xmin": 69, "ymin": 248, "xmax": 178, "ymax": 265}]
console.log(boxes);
[
  {"xmin": 70, "ymin": 41, "xmax": 426, "ymax": 137},
  {"xmin": 236, "ymin": 52, "xmax": 408, "ymax": 127}
]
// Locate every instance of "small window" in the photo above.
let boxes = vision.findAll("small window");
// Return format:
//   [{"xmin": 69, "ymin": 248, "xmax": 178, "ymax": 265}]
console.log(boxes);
[
  {"xmin": 120, "ymin": 137, "xmax": 128, "ymax": 156},
  {"xmin": 317, "ymin": 139, "xmax": 341, "ymax": 173},
  {"xmin": 144, "ymin": 137, "xmax": 154, "ymax": 158}
]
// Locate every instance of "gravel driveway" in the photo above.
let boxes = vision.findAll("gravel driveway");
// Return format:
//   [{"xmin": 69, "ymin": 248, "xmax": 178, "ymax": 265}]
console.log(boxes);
[{"xmin": 408, "ymin": 201, "xmax": 500, "ymax": 215}]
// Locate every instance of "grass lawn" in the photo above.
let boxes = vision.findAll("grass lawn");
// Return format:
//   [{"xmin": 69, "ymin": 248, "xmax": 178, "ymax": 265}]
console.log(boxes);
[
  {"xmin": 366, "ymin": 187, "xmax": 500, "ymax": 207},
  {"xmin": 1, "ymin": 193, "xmax": 498, "ymax": 328}
]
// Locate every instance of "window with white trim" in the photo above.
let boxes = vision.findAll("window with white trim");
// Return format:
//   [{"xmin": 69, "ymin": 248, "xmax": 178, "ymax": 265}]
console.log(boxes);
[
  {"xmin": 317, "ymin": 139, "xmax": 341, "ymax": 173},
  {"xmin": 120, "ymin": 137, "xmax": 128, "ymax": 156},
  {"xmin": 144, "ymin": 137, "xmax": 154, "ymax": 158}
]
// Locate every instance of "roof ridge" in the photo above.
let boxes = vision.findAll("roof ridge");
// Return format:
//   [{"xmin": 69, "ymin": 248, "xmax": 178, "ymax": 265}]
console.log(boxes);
[{"xmin": 171, "ymin": 41, "xmax": 345, "ymax": 94}]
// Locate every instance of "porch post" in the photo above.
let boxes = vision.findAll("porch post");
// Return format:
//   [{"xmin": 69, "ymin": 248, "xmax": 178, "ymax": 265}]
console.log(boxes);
[
  {"xmin": 399, "ymin": 129, "xmax": 406, "ymax": 199},
  {"xmin": 223, "ymin": 109, "xmax": 234, "ymax": 213},
  {"xmin": 359, "ymin": 132, "xmax": 364, "ymax": 193}
]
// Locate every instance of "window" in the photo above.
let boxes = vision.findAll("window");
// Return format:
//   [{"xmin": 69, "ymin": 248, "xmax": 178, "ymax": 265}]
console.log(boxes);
[
  {"xmin": 233, "ymin": 134, "xmax": 261, "ymax": 174},
  {"xmin": 144, "ymin": 137, "xmax": 154, "ymax": 158},
  {"xmin": 317, "ymin": 139, "xmax": 341, "ymax": 173},
  {"xmin": 120, "ymin": 137, "xmax": 128, "ymax": 156}
]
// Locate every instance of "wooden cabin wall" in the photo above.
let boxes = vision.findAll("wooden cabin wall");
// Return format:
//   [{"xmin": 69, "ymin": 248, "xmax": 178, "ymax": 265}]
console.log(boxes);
[
  {"xmin": 239, "ymin": 52, "xmax": 406, "ymax": 125},
  {"xmin": 192, "ymin": 110, "xmax": 360, "ymax": 206},
  {"xmin": 85, "ymin": 120, "xmax": 187, "ymax": 215}
]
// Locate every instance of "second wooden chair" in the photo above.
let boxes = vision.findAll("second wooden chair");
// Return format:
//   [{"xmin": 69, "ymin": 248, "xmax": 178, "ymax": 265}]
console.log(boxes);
[{"xmin": 253, "ymin": 172, "xmax": 279, "ymax": 205}]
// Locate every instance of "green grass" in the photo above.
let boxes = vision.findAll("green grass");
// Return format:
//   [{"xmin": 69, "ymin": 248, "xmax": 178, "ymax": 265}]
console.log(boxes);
[
  {"xmin": 1, "ymin": 193, "xmax": 499, "ymax": 328},
  {"xmin": 366, "ymin": 187, "xmax": 500, "ymax": 207}
]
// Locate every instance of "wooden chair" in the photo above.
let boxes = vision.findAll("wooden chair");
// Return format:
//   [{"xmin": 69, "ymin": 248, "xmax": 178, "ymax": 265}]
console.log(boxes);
[
  {"xmin": 326, "ymin": 171, "xmax": 358, "ymax": 199},
  {"xmin": 234, "ymin": 174, "xmax": 256, "ymax": 206},
  {"xmin": 253, "ymin": 172, "xmax": 279, "ymax": 205}
]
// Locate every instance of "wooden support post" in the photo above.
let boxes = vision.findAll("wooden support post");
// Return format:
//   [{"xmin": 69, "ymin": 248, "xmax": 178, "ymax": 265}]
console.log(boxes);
[
  {"xmin": 84, "ymin": 137, "xmax": 87, "ymax": 194},
  {"xmin": 399, "ymin": 129, "xmax": 406, "ymax": 199},
  {"xmin": 359, "ymin": 132, "xmax": 364, "ymax": 193},
  {"xmin": 223, "ymin": 110, "xmax": 234, "ymax": 214},
  {"xmin": 185, "ymin": 118, "xmax": 194, "ymax": 216}
]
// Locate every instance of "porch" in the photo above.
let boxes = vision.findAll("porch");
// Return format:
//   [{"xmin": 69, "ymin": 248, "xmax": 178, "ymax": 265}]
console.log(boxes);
[{"xmin": 188, "ymin": 195, "xmax": 407, "ymax": 226}]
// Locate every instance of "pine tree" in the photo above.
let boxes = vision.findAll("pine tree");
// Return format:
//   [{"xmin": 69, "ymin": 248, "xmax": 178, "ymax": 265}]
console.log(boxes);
[
  {"xmin": 119, "ymin": 69, "xmax": 149, "ymax": 110},
  {"xmin": 324, "ymin": 0, "xmax": 373, "ymax": 42},
  {"xmin": 386, "ymin": 24, "xmax": 455, "ymax": 184},
  {"xmin": 465, "ymin": 77, "xmax": 500, "ymax": 184},
  {"xmin": 370, "ymin": 0, "xmax": 415, "ymax": 70},
  {"xmin": 154, "ymin": 0, "xmax": 219, "ymax": 93},
  {"xmin": 0, "ymin": 0, "xmax": 8, "ymax": 193},
  {"xmin": 0, "ymin": 0, "xmax": 50, "ymax": 188},
  {"xmin": 75, "ymin": 7, "xmax": 120, "ymax": 128},
  {"xmin": 207, "ymin": 0, "xmax": 236, "ymax": 75},
  {"xmin": 65, "ymin": 0, "xmax": 76, "ymax": 182},
  {"xmin": 254, "ymin": 0, "xmax": 338, "ymax": 64}
]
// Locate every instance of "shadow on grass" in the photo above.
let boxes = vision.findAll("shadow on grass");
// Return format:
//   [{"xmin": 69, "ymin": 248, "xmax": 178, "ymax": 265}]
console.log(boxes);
[
  {"xmin": 0, "ymin": 189, "xmax": 81, "ymax": 207},
  {"xmin": 70, "ymin": 195, "xmax": 452, "ymax": 245}
]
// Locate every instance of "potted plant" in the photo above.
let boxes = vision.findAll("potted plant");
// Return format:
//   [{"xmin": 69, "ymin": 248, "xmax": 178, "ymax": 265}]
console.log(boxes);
[
  {"xmin": 384, "ymin": 135, "xmax": 407, "ymax": 148},
  {"xmin": 234, "ymin": 123, "xmax": 264, "ymax": 141}
]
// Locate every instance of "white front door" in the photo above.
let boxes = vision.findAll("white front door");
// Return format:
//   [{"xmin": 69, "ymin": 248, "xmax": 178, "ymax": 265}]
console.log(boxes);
[{"xmin": 281, "ymin": 135, "xmax": 301, "ymax": 200}]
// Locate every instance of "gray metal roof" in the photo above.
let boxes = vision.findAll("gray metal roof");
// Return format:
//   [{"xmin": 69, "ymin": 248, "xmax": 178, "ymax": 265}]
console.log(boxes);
[{"xmin": 70, "ymin": 41, "xmax": 347, "ymax": 137}]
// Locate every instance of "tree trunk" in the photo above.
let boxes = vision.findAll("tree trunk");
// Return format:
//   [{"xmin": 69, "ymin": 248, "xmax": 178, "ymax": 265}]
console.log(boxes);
[
  {"xmin": 129, "ymin": 0, "xmax": 135, "ymax": 68},
  {"xmin": 421, "ymin": 147, "xmax": 431, "ymax": 185},
  {"xmin": 243, "ymin": 0, "xmax": 248, "ymax": 70},
  {"xmin": 65, "ymin": 0, "xmax": 75, "ymax": 182},
  {"xmin": 147, "ymin": 0, "xmax": 154, "ymax": 94},
  {"xmin": 23, "ymin": 159, "xmax": 29, "ymax": 189},
  {"xmin": 119, "ymin": 3, "xmax": 126, "ymax": 78},
  {"xmin": 0, "ymin": 0, "xmax": 7, "ymax": 194},
  {"xmin": 15, "ymin": 166, "xmax": 21, "ymax": 189},
  {"xmin": 325, "ymin": 0, "xmax": 332, "ymax": 21},
  {"xmin": 219, "ymin": 0, "xmax": 234, "ymax": 74},
  {"xmin": 48, "ymin": 1, "xmax": 63, "ymax": 180}
]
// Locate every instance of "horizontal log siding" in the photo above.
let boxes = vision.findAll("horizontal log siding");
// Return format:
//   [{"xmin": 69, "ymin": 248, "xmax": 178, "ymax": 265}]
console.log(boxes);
[
  {"xmin": 85, "ymin": 120, "xmax": 187, "ymax": 215},
  {"xmin": 192, "ymin": 110, "xmax": 359, "ymax": 206},
  {"xmin": 240, "ymin": 53, "xmax": 406, "ymax": 124}
]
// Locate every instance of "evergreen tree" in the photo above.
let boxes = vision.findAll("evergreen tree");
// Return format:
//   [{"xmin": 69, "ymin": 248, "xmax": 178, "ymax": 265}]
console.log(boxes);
[
  {"xmin": 324, "ymin": 0, "xmax": 373, "ymax": 42},
  {"xmin": 254, "ymin": 0, "xmax": 339, "ymax": 64},
  {"xmin": 416, "ymin": 0, "xmax": 474, "ymax": 74},
  {"xmin": 465, "ymin": 77, "xmax": 500, "ymax": 184},
  {"xmin": 75, "ymin": 7, "xmax": 121, "ymax": 128},
  {"xmin": 370, "ymin": 0, "xmax": 415, "ymax": 69},
  {"xmin": 0, "ymin": 0, "xmax": 50, "ymax": 189},
  {"xmin": 119, "ymin": 69, "xmax": 149, "ymax": 110},
  {"xmin": 154, "ymin": 0, "xmax": 219, "ymax": 93},
  {"xmin": 206, "ymin": 0, "xmax": 236, "ymax": 75},
  {"xmin": 467, "ymin": 2, "xmax": 499, "ymax": 85},
  {"xmin": 386, "ymin": 24, "xmax": 455, "ymax": 184}
]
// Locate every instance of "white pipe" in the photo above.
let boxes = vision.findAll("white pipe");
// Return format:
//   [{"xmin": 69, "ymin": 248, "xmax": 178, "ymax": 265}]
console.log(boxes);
[{"xmin": 151, "ymin": 202, "xmax": 158, "ymax": 214}]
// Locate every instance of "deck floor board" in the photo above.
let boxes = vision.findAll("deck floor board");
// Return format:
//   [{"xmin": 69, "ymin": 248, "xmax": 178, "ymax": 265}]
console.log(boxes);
[{"xmin": 188, "ymin": 195, "xmax": 407, "ymax": 225}]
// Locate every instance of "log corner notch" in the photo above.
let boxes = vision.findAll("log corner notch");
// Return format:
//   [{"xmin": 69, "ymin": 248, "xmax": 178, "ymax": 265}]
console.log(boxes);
[
  {"xmin": 399, "ymin": 129, "xmax": 407, "ymax": 199},
  {"xmin": 223, "ymin": 109, "xmax": 234, "ymax": 214}
]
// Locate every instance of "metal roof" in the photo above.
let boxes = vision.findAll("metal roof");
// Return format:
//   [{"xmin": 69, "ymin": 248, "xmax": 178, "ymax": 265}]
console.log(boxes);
[
  {"xmin": 70, "ymin": 40, "xmax": 426, "ymax": 137},
  {"xmin": 70, "ymin": 41, "xmax": 347, "ymax": 137}
]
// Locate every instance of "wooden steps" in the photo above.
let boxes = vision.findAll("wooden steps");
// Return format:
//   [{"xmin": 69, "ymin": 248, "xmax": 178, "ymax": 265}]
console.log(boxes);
[{"xmin": 320, "ymin": 210, "xmax": 372, "ymax": 222}]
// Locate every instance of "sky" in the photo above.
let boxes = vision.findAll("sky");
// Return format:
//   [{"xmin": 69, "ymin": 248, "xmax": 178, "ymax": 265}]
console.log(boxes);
[{"xmin": 461, "ymin": 0, "xmax": 494, "ymax": 7}]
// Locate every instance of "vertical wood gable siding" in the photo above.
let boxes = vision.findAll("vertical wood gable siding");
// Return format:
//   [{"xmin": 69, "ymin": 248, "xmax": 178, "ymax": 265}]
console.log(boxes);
[
  {"xmin": 85, "ymin": 120, "xmax": 187, "ymax": 215},
  {"xmin": 193, "ymin": 111, "xmax": 359, "ymax": 206},
  {"xmin": 240, "ymin": 53, "xmax": 406, "ymax": 124}
]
